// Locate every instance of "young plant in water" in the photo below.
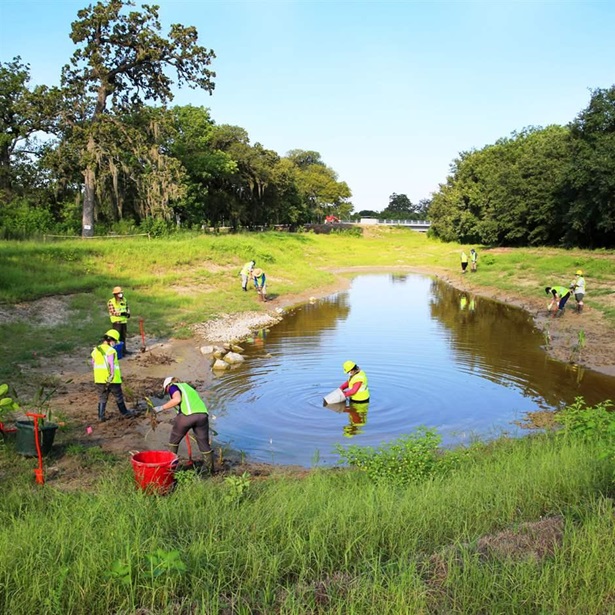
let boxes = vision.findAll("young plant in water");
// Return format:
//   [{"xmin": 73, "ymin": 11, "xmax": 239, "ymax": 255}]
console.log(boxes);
[{"xmin": 568, "ymin": 329, "xmax": 586, "ymax": 363}]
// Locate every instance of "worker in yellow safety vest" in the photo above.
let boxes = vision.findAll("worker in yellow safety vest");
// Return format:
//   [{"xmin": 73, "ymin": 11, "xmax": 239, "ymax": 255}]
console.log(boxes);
[
  {"xmin": 154, "ymin": 377, "xmax": 214, "ymax": 475},
  {"xmin": 91, "ymin": 329, "xmax": 136, "ymax": 421},
  {"xmin": 107, "ymin": 286, "xmax": 131, "ymax": 353},
  {"xmin": 339, "ymin": 361, "xmax": 370, "ymax": 403},
  {"xmin": 240, "ymin": 260, "xmax": 255, "ymax": 291}
]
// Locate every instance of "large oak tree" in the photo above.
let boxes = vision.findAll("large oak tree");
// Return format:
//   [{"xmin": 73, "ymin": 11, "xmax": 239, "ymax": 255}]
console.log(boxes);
[{"xmin": 61, "ymin": 0, "xmax": 215, "ymax": 236}]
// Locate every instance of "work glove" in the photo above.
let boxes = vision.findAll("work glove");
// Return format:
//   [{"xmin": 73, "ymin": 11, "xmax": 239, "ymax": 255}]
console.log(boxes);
[{"xmin": 153, "ymin": 405, "xmax": 164, "ymax": 414}]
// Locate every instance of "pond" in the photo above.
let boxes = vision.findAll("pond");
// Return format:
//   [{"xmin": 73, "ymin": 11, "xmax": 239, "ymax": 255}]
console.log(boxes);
[{"xmin": 208, "ymin": 273, "xmax": 615, "ymax": 467}]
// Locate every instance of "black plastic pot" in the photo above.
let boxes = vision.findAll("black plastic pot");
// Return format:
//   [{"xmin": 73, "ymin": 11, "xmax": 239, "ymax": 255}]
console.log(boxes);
[{"xmin": 15, "ymin": 420, "xmax": 58, "ymax": 457}]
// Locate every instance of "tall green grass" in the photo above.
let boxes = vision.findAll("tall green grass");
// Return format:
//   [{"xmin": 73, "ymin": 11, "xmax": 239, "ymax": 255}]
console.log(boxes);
[{"xmin": 1, "ymin": 433, "xmax": 613, "ymax": 613}]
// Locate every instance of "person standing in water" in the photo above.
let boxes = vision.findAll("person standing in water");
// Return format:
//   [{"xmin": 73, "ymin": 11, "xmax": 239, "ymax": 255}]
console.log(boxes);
[{"xmin": 339, "ymin": 361, "xmax": 370, "ymax": 403}]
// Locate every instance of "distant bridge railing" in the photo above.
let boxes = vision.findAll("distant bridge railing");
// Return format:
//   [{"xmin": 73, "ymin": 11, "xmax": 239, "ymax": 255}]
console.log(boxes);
[{"xmin": 359, "ymin": 218, "xmax": 431, "ymax": 231}]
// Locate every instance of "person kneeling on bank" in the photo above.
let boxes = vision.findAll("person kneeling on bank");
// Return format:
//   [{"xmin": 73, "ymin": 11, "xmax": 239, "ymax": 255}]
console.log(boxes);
[{"xmin": 154, "ymin": 377, "xmax": 214, "ymax": 475}]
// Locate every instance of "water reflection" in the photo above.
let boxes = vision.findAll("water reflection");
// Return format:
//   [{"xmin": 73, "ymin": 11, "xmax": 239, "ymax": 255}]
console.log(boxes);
[{"xmin": 209, "ymin": 274, "xmax": 615, "ymax": 467}]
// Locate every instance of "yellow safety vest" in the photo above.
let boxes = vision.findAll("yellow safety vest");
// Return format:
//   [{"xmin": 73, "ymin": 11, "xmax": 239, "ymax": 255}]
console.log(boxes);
[
  {"xmin": 91, "ymin": 344, "xmax": 121, "ymax": 384},
  {"xmin": 108, "ymin": 297, "xmax": 128, "ymax": 324},
  {"xmin": 348, "ymin": 370, "xmax": 369, "ymax": 402},
  {"xmin": 175, "ymin": 383, "xmax": 208, "ymax": 416}
]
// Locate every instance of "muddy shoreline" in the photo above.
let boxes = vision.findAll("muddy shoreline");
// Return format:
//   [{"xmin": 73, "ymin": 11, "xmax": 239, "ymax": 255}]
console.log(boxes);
[{"xmin": 6, "ymin": 265, "xmax": 614, "ymax": 485}]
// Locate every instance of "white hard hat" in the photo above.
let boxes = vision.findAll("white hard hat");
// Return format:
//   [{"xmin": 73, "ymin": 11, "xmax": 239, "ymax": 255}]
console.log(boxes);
[{"xmin": 163, "ymin": 376, "xmax": 174, "ymax": 391}]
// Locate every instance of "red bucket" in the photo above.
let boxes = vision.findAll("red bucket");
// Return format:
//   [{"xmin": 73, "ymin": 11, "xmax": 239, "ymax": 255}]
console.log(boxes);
[{"xmin": 131, "ymin": 450, "xmax": 178, "ymax": 494}]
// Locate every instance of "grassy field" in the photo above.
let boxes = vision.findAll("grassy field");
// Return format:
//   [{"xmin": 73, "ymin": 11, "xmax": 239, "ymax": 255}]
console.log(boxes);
[
  {"xmin": 1, "ymin": 229, "xmax": 614, "ymax": 613},
  {"xmin": 1, "ymin": 228, "xmax": 614, "ymax": 385},
  {"xmin": 1, "ymin": 426, "xmax": 614, "ymax": 613}
]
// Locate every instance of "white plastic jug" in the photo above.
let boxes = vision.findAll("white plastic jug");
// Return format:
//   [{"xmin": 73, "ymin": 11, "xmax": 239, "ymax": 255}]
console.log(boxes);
[{"xmin": 323, "ymin": 388, "xmax": 346, "ymax": 406}]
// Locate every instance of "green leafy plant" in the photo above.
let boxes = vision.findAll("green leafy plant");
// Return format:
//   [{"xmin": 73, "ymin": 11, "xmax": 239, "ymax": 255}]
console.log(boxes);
[
  {"xmin": 146, "ymin": 549, "xmax": 187, "ymax": 578},
  {"xmin": 175, "ymin": 469, "xmax": 199, "ymax": 486},
  {"xmin": 335, "ymin": 427, "xmax": 444, "ymax": 487},
  {"xmin": 223, "ymin": 471, "xmax": 251, "ymax": 505},
  {"xmin": 557, "ymin": 397, "xmax": 615, "ymax": 476},
  {"xmin": 108, "ymin": 559, "xmax": 132, "ymax": 586},
  {"xmin": 0, "ymin": 383, "xmax": 20, "ymax": 423},
  {"xmin": 13, "ymin": 379, "xmax": 71, "ymax": 425}
]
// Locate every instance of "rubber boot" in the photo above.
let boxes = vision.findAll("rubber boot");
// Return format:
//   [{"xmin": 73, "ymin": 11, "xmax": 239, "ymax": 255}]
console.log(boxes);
[
  {"xmin": 118, "ymin": 400, "xmax": 136, "ymax": 418},
  {"xmin": 168, "ymin": 443, "xmax": 179, "ymax": 455},
  {"xmin": 200, "ymin": 451, "xmax": 214, "ymax": 476},
  {"xmin": 556, "ymin": 309, "xmax": 564, "ymax": 318},
  {"xmin": 98, "ymin": 402, "xmax": 107, "ymax": 422}
]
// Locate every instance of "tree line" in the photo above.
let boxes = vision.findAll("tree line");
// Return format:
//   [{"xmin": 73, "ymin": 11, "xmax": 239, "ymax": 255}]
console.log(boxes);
[
  {"xmin": 428, "ymin": 86, "xmax": 615, "ymax": 248},
  {"xmin": 1, "ymin": 0, "xmax": 613, "ymax": 247},
  {"xmin": 0, "ymin": 0, "xmax": 351, "ymax": 238}
]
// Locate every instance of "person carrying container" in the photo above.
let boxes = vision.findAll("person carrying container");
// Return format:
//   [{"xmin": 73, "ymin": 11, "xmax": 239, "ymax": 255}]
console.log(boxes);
[
  {"xmin": 339, "ymin": 361, "xmax": 370, "ymax": 403},
  {"xmin": 252, "ymin": 268, "xmax": 267, "ymax": 301},
  {"xmin": 545, "ymin": 285, "xmax": 571, "ymax": 317},
  {"xmin": 153, "ymin": 377, "xmax": 214, "ymax": 475},
  {"xmin": 91, "ymin": 329, "xmax": 136, "ymax": 421},
  {"xmin": 240, "ymin": 260, "xmax": 255, "ymax": 292},
  {"xmin": 107, "ymin": 286, "xmax": 131, "ymax": 353},
  {"xmin": 570, "ymin": 270, "xmax": 586, "ymax": 313}
]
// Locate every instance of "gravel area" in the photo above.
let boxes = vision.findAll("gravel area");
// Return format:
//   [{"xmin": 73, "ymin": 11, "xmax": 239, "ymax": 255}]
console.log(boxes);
[{"xmin": 192, "ymin": 310, "xmax": 283, "ymax": 343}]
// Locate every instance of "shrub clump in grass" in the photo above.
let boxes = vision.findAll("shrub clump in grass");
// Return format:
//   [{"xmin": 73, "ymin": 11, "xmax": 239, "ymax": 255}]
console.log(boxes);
[{"xmin": 335, "ymin": 426, "xmax": 472, "ymax": 486}]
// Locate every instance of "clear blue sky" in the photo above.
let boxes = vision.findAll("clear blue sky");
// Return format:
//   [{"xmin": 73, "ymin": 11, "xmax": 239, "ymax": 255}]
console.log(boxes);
[{"xmin": 1, "ymin": 0, "xmax": 614, "ymax": 212}]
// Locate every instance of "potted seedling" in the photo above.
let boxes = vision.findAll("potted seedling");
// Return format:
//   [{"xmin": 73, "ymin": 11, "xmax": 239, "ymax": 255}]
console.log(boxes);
[
  {"xmin": 0, "ymin": 383, "xmax": 20, "ymax": 445},
  {"xmin": 14, "ymin": 382, "xmax": 62, "ymax": 457}
]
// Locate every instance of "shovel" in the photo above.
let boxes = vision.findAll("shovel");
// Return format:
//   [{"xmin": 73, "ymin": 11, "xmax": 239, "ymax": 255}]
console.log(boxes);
[{"xmin": 26, "ymin": 412, "xmax": 46, "ymax": 485}]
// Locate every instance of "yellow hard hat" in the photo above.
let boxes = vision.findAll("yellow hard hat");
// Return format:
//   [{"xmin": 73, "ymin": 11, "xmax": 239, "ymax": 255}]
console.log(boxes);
[
  {"xmin": 105, "ymin": 329, "xmax": 120, "ymax": 341},
  {"xmin": 112, "ymin": 286, "xmax": 123, "ymax": 294},
  {"xmin": 576, "ymin": 270, "xmax": 583, "ymax": 275},
  {"xmin": 343, "ymin": 361, "xmax": 356, "ymax": 373}
]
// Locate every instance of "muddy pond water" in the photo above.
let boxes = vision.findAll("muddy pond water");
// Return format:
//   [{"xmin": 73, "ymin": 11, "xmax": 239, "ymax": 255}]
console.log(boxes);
[{"xmin": 208, "ymin": 273, "xmax": 615, "ymax": 467}]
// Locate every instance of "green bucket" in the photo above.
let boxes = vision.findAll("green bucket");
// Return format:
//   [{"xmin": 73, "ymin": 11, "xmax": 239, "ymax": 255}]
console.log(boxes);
[{"xmin": 15, "ymin": 420, "xmax": 58, "ymax": 457}]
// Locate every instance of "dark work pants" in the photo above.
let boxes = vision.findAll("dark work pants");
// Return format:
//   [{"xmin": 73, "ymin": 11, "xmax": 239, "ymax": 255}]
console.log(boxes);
[
  {"xmin": 112, "ymin": 322, "xmax": 128, "ymax": 346},
  {"xmin": 170, "ymin": 413, "xmax": 211, "ymax": 455},
  {"xmin": 96, "ymin": 383, "xmax": 125, "ymax": 408}
]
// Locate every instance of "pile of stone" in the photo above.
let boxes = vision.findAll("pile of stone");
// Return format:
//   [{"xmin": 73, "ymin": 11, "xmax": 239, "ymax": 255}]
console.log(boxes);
[{"xmin": 200, "ymin": 343, "xmax": 247, "ymax": 371}]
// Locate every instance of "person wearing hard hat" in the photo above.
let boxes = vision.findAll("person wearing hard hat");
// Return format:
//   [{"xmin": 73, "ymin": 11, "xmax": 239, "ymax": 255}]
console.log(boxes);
[
  {"xmin": 545, "ymin": 285, "xmax": 571, "ymax": 317},
  {"xmin": 91, "ymin": 329, "xmax": 136, "ymax": 421},
  {"xmin": 252, "ymin": 268, "xmax": 267, "ymax": 301},
  {"xmin": 107, "ymin": 286, "xmax": 131, "ymax": 353},
  {"xmin": 470, "ymin": 248, "xmax": 478, "ymax": 272},
  {"xmin": 240, "ymin": 260, "xmax": 256, "ymax": 292},
  {"xmin": 339, "ymin": 361, "xmax": 370, "ymax": 403},
  {"xmin": 569, "ymin": 270, "xmax": 586, "ymax": 313},
  {"xmin": 153, "ymin": 377, "xmax": 214, "ymax": 475}
]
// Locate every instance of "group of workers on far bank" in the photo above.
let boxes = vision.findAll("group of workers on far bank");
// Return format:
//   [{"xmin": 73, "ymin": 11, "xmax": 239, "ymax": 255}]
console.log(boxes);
[
  {"xmin": 546, "ymin": 270, "xmax": 586, "ymax": 317},
  {"xmin": 461, "ymin": 249, "xmax": 587, "ymax": 318}
]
